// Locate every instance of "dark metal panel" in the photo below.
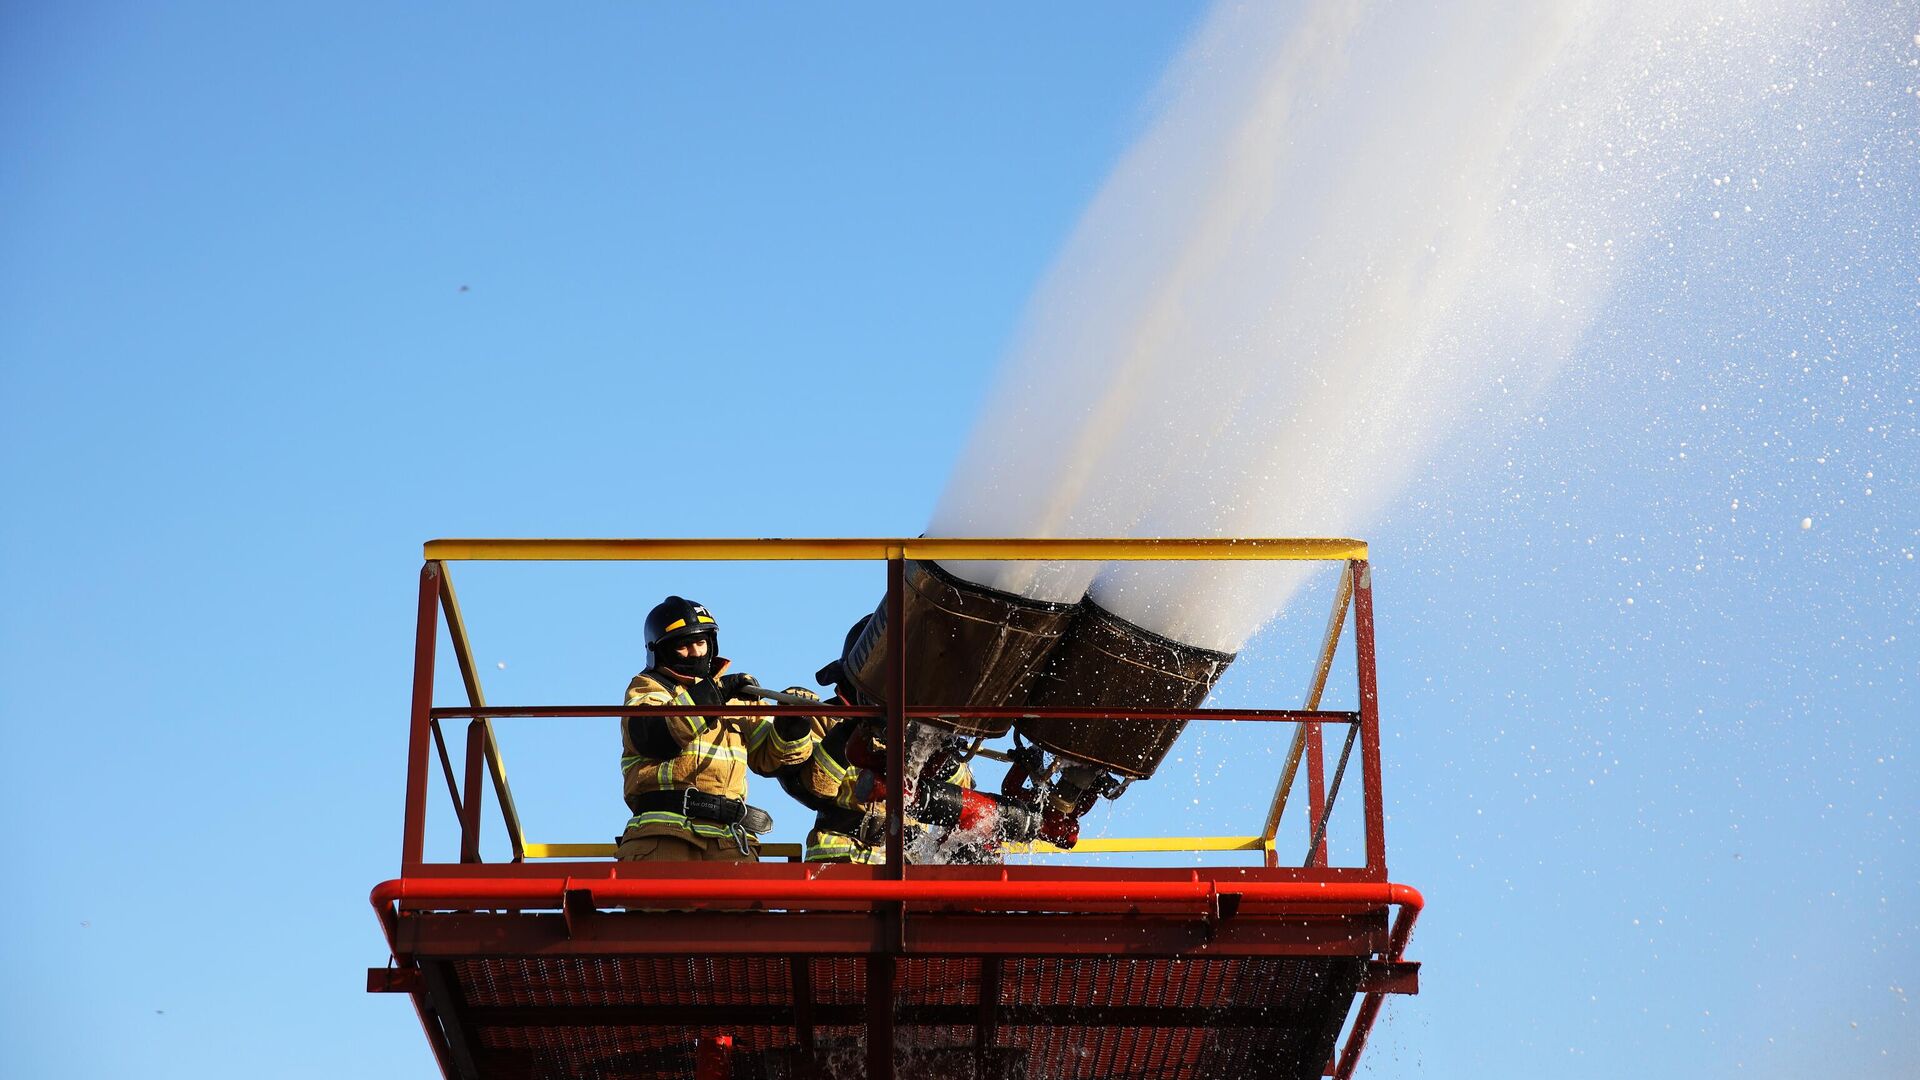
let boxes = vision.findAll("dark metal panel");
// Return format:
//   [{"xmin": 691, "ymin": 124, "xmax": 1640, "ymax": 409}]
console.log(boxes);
[
  {"xmin": 1354, "ymin": 960, "xmax": 1419, "ymax": 995},
  {"xmin": 976, "ymin": 956, "xmax": 1002, "ymax": 1052},
  {"xmin": 368, "ymin": 966, "xmax": 424, "ymax": 993},
  {"xmin": 791, "ymin": 956, "xmax": 817, "ymax": 1059},
  {"xmin": 694, "ymin": 1035, "xmax": 733, "ymax": 1080},
  {"xmin": 868, "ymin": 953, "xmax": 897, "ymax": 1080}
]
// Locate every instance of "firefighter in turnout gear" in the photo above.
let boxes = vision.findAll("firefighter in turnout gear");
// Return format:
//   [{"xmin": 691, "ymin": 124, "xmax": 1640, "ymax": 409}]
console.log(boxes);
[
  {"xmin": 787, "ymin": 619, "xmax": 977, "ymax": 863},
  {"xmin": 779, "ymin": 702, "xmax": 867, "ymax": 863},
  {"xmin": 805, "ymin": 712, "xmax": 979, "ymax": 863},
  {"xmin": 616, "ymin": 596, "xmax": 813, "ymax": 862},
  {"xmin": 777, "ymin": 622, "xmax": 877, "ymax": 862}
]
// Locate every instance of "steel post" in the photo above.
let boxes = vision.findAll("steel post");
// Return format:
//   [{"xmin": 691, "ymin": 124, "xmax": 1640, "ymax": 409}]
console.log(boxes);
[
  {"xmin": 875, "ymin": 550, "xmax": 907, "ymax": 1080},
  {"xmin": 884, "ymin": 551, "xmax": 907, "ymax": 885},
  {"xmin": 1353, "ymin": 560, "xmax": 1386, "ymax": 875},
  {"xmin": 1334, "ymin": 559, "xmax": 1400, "ymax": 1072},
  {"xmin": 460, "ymin": 719, "xmax": 486, "ymax": 863},
  {"xmin": 1305, "ymin": 720, "xmax": 1328, "ymax": 868},
  {"xmin": 403, "ymin": 562, "xmax": 442, "ymax": 870}
]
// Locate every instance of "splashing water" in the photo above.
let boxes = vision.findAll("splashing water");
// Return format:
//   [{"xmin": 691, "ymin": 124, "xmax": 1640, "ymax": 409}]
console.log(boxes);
[{"xmin": 930, "ymin": 0, "xmax": 1881, "ymax": 651}]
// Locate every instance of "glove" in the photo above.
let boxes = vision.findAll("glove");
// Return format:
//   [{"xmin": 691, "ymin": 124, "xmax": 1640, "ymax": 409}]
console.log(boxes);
[
  {"xmin": 718, "ymin": 673, "xmax": 762, "ymax": 701},
  {"xmin": 856, "ymin": 812, "xmax": 888, "ymax": 848},
  {"xmin": 772, "ymin": 685, "xmax": 820, "ymax": 741}
]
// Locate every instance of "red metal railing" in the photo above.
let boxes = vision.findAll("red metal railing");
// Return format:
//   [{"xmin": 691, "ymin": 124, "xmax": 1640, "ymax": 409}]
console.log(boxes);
[
  {"xmin": 371, "ymin": 875, "xmax": 1424, "ymax": 911},
  {"xmin": 381, "ymin": 540, "xmax": 1417, "ymax": 1080},
  {"xmin": 401, "ymin": 564, "xmax": 1386, "ymax": 871}
]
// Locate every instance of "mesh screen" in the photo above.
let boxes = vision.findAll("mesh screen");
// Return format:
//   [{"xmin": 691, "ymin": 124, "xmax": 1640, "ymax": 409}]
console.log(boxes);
[{"xmin": 447, "ymin": 954, "xmax": 1360, "ymax": 1080}]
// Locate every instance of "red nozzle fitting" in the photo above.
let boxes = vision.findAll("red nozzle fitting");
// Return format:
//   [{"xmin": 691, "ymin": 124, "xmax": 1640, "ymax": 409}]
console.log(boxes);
[
  {"xmin": 1038, "ymin": 804, "xmax": 1080, "ymax": 850},
  {"xmin": 955, "ymin": 788, "xmax": 997, "ymax": 834}
]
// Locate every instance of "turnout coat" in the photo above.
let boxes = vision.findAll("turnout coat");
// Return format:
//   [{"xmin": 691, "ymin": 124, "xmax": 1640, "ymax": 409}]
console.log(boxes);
[{"xmin": 620, "ymin": 660, "xmax": 813, "ymax": 847}]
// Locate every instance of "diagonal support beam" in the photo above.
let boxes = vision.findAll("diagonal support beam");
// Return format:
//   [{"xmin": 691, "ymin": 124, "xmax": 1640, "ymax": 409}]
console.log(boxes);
[
  {"xmin": 418, "ymin": 960, "xmax": 484, "ymax": 1080},
  {"xmin": 438, "ymin": 565, "xmax": 525, "ymax": 862},
  {"xmin": 1263, "ymin": 564, "xmax": 1354, "ymax": 865}
]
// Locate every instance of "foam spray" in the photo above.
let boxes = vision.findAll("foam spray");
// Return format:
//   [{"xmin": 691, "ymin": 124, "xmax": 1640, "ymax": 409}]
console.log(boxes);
[{"xmin": 931, "ymin": 0, "xmax": 1847, "ymax": 651}]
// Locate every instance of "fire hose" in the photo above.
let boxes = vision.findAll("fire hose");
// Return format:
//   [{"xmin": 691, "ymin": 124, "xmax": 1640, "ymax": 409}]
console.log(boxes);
[{"xmin": 744, "ymin": 685, "xmax": 1038, "ymax": 849}]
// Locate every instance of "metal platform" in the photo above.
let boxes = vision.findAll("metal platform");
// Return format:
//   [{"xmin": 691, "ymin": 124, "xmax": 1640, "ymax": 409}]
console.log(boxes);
[
  {"xmin": 368, "ymin": 538, "xmax": 1424, "ymax": 1079},
  {"xmin": 370, "ymin": 865, "xmax": 1420, "ymax": 1080}
]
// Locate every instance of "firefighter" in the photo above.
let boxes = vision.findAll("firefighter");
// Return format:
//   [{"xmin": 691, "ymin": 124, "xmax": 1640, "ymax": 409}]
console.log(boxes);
[
  {"xmin": 787, "ymin": 618, "xmax": 978, "ymax": 863},
  {"xmin": 615, "ymin": 596, "xmax": 815, "ymax": 862},
  {"xmin": 769, "ymin": 618, "xmax": 880, "ymax": 862},
  {"xmin": 792, "ymin": 696, "xmax": 980, "ymax": 863},
  {"xmin": 781, "ymin": 698, "xmax": 870, "ymax": 863},
  {"xmin": 815, "ymin": 717, "xmax": 983, "ymax": 863}
]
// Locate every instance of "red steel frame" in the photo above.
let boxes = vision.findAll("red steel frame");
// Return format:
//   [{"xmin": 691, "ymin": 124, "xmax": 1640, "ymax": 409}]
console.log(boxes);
[{"xmin": 375, "ymin": 547, "xmax": 1420, "ymax": 1080}]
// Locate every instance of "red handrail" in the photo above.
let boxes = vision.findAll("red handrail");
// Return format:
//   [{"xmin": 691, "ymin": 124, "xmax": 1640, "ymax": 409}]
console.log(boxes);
[{"xmin": 373, "ymin": 875, "xmax": 1420, "ymax": 914}]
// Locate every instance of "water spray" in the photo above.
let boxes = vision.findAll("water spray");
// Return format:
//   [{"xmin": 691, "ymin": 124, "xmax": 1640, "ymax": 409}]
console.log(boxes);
[{"xmin": 856, "ymin": 0, "xmax": 1847, "ymax": 854}]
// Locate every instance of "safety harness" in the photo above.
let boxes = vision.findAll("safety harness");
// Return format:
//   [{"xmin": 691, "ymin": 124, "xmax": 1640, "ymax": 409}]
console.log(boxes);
[{"xmin": 626, "ymin": 789, "xmax": 774, "ymax": 855}]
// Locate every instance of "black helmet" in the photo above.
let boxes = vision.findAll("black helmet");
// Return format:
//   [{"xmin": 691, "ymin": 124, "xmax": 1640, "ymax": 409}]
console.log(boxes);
[
  {"xmin": 814, "ymin": 614, "xmax": 873, "ymax": 702},
  {"xmin": 645, "ymin": 595, "xmax": 719, "ymax": 677}
]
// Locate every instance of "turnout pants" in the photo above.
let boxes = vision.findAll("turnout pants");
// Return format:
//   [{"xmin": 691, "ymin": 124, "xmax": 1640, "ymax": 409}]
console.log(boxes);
[{"xmin": 616, "ymin": 828, "xmax": 758, "ymax": 863}]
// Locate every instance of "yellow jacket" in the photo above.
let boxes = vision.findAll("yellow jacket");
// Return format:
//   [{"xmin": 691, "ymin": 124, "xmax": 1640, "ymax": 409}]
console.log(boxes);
[{"xmin": 620, "ymin": 662, "xmax": 813, "ymax": 845}]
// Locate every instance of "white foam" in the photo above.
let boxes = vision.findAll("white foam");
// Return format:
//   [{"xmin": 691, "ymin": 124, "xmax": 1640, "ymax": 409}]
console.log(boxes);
[{"xmin": 932, "ymin": 0, "xmax": 1837, "ymax": 649}]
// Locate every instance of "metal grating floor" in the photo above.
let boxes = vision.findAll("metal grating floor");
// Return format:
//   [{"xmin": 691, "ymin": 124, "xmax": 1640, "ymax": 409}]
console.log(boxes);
[{"xmin": 440, "ymin": 953, "xmax": 1361, "ymax": 1080}]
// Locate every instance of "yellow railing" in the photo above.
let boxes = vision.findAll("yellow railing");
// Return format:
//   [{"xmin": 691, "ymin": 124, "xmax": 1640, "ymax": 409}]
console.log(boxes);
[
  {"xmin": 425, "ymin": 537, "xmax": 1366, "ymax": 562},
  {"xmin": 427, "ymin": 537, "xmax": 1367, "ymax": 863}
]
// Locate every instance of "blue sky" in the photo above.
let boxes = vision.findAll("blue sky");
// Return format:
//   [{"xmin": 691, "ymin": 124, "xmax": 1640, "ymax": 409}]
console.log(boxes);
[{"xmin": 2, "ymin": 4, "xmax": 1914, "ymax": 1078}]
